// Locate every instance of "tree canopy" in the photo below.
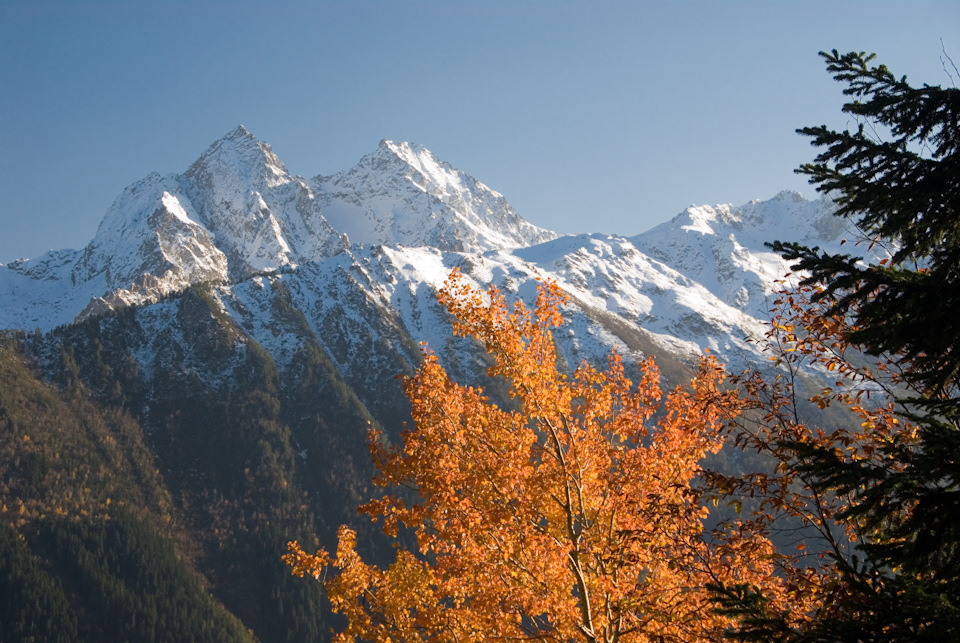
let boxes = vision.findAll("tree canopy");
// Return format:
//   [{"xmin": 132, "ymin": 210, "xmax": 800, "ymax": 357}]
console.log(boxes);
[
  {"xmin": 286, "ymin": 49, "xmax": 960, "ymax": 643},
  {"xmin": 287, "ymin": 270, "xmax": 790, "ymax": 642},
  {"xmin": 774, "ymin": 49, "xmax": 960, "ymax": 396}
]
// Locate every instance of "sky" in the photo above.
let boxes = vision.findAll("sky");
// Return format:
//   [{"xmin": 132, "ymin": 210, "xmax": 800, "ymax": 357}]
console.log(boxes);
[{"xmin": 1, "ymin": 1, "xmax": 958, "ymax": 263}]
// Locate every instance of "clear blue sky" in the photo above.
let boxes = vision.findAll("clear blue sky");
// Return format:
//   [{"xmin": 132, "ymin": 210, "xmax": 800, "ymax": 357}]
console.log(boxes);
[{"xmin": 1, "ymin": 0, "xmax": 957, "ymax": 262}]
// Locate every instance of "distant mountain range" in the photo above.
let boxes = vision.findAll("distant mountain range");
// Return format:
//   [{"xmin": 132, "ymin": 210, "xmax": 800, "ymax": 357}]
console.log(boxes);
[
  {"xmin": 0, "ymin": 125, "xmax": 866, "ymax": 374},
  {"xmin": 0, "ymin": 126, "xmax": 880, "ymax": 641}
]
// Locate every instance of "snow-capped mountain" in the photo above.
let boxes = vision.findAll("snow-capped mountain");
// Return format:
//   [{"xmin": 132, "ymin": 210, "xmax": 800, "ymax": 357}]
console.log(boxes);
[
  {"xmin": 2, "ymin": 127, "xmax": 892, "ymax": 643},
  {"xmin": 1, "ymin": 126, "xmax": 351, "ymax": 327},
  {"xmin": 630, "ymin": 191, "xmax": 854, "ymax": 319},
  {"xmin": 0, "ymin": 126, "xmax": 872, "ymax": 381},
  {"xmin": 314, "ymin": 140, "xmax": 557, "ymax": 252}
]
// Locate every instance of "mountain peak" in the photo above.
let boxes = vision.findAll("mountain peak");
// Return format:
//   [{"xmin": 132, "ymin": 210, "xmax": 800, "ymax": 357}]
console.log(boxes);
[
  {"xmin": 187, "ymin": 126, "xmax": 288, "ymax": 189},
  {"xmin": 377, "ymin": 139, "xmax": 437, "ymax": 169},
  {"xmin": 179, "ymin": 127, "xmax": 347, "ymax": 279},
  {"xmin": 225, "ymin": 124, "xmax": 254, "ymax": 140},
  {"xmin": 315, "ymin": 141, "xmax": 556, "ymax": 253}
]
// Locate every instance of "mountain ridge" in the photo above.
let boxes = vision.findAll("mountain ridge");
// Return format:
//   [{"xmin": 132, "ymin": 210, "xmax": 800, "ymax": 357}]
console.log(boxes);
[
  {"xmin": 0, "ymin": 126, "xmax": 882, "ymax": 375},
  {"xmin": 314, "ymin": 139, "xmax": 557, "ymax": 252}
]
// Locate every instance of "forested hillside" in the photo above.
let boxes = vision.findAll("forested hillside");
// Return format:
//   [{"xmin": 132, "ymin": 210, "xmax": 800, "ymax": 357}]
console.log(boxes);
[
  {"xmin": 0, "ymin": 286, "xmax": 409, "ymax": 642},
  {"xmin": 0, "ymin": 336, "xmax": 255, "ymax": 641}
]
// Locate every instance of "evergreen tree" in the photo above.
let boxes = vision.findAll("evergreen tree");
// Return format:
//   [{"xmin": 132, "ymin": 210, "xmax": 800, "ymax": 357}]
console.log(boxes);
[
  {"xmin": 721, "ymin": 50, "xmax": 960, "ymax": 641},
  {"xmin": 776, "ymin": 49, "xmax": 960, "ymax": 397}
]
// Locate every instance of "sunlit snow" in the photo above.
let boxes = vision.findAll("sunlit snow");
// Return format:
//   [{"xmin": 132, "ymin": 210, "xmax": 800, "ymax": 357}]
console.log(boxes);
[{"xmin": 0, "ymin": 129, "xmax": 891, "ymax": 383}]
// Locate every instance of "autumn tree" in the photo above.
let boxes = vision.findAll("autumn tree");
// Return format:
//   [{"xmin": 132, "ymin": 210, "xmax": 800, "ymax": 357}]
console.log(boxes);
[
  {"xmin": 287, "ymin": 270, "xmax": 788, "ymax": 642},
  {"xmin": 712, "ymin": 50, "xmax": 960, "ymax": 641}
]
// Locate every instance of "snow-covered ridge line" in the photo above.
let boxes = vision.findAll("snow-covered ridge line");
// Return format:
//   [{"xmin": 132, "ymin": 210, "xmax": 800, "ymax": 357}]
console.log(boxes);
[
  {"xmin": 0, "ymin": 126, "xmax": 542, "ymax": 328},
  {"xmin": 313, "ymin": 139, "xmax": 556, "ymax": 252},
  {"xmin": 0, "ymin": 126, "xmax": 883, "ymax": 375}
]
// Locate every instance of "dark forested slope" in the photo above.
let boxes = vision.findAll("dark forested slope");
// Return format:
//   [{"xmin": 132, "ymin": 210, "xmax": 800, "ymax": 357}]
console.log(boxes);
[{"xmin": 0, "ymin": 285, "xmax": 408, "ymax": 642}]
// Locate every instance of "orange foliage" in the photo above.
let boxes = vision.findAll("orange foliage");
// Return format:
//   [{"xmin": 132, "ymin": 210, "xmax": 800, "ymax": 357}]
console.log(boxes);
[
  {"xmin": 287, "ymin": 270, "xmax": 792, "ymax": 642},
  {"xmin": 702, "ymin": 281, "xmax": 924, "ymax": 631}
]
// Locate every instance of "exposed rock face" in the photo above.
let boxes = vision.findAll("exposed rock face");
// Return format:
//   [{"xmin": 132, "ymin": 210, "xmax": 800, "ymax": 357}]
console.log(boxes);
[
  {"xmin": 72, "ymin": 174, "xmax": 225, "ymax": 286},
  {"xmin": 182, "ymin": 125, "xmax": 348, "ymax": 279}
]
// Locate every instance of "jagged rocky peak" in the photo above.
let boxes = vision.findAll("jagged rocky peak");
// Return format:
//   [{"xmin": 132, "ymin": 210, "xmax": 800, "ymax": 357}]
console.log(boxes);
[
  {"xmin": 0, "ymin": 126, "xmax": 354, "ymax": 329},
  {"xmin": 70, "ymin": 125, "xmax": 303, "ymax": 292},
  {"xmin": 337, "ymin": 139, "xmax": 465, "ymax": 186},
  {"xmin": 71, "ymin": 171, "xmax": 228, "ymax": 289},
  {"xmin": 373, "ymin": 139, "xmax": 469, "ymax": 192},
  {"xmin": 180, "ymin": 126, "xmax": 348, "ymax": 280},
  {"xmin": 314, "ymin": 139, "xmax": 557, "ymax": 253},
  {"xmin": 186, "ymin": 125, "xmax": 290, "ymax": 191}
]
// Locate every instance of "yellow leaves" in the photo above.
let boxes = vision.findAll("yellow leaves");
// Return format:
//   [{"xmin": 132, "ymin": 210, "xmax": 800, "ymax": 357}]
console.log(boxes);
[{"xmin": 283, "ymin": 541, "xmax": 331, "ymax": 580}]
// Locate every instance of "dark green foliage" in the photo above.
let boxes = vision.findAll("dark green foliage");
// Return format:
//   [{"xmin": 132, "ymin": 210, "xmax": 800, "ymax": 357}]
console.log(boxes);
[
  {"xmin": 0, "ymin": 521, "xmax": 78, "ymax": 643},
  {"xmin": 774, "ymin": 49, "xmax": 960, "ymax": 395},
  {"xmin": 0, "ymin": 338, "xmax": 254, "ymax": 642},
  {"xmin": 130, "ymin": 322, "xmax": 338, "ymax": 641},
  {"xmin": 719, "ymin": 50, "xmax": 960, "ymax": 641},
  {"xmin": 709, "ymin": 583, "xmax": 793, "ymax": 643},
  {"xmin": 10, "ymin": 276, "xmax": 413, "ymax": 641},
  {"xmin": 36, "ymin": 509, "xmax": 253, "ymax": 643}
]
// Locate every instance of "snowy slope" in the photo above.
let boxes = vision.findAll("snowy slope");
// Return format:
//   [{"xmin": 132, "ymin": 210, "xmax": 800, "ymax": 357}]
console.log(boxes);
[
  {"xmin": 205, "ymin": 230, "xmax": 768, "ymax": 395},
  {"xmin": 630, "ymin": 191, "xmax": 863, "ymax": 320},
  {"xmin": 0, "ymin": 127, "xmax": 872, "ymax": 383}
]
